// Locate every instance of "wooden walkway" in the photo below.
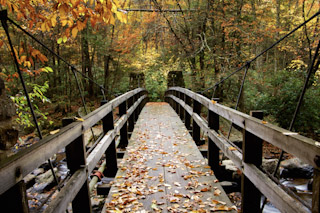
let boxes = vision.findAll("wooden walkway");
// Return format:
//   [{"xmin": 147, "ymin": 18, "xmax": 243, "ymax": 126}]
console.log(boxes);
[{"xmin": 104, "ymin": 103, "xmax": 236, "ymax": 212}]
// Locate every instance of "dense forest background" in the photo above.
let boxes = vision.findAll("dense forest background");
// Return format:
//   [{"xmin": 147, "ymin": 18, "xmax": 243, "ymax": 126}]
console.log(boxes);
[{"xmin": 0, "ymin": 0, "xmax": 319, "ymax": 140}]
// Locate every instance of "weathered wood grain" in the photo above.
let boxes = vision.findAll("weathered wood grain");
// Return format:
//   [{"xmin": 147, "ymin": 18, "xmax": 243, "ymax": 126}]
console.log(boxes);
[
  {"xmin": 105, "ymin": 103, "xmax": 236, "ymax": 212},
  {"xmin": 0, "ymin": 89, "xmax": 146, "ymax": 196},
  {"xmin": 166, "ymin": 88, "xmax": 320, "ymax": 169}
]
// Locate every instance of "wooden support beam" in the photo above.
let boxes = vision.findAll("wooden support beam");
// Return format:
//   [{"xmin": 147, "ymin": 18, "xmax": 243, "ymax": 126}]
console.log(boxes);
[
  {"xmin": 0, "ymin": 180, "xmax": 29, "ymax": 213},
  {"xmin": 64, "ymin": 119, "xmax": 92, "ymax": 213},
  {"xmin": 208, "ymin": 109, "xmax": 222, "ymax": 180},
  {"xmin": 241, "ymin": 111, "xmax": 263, "ymax": 213},
  {"xmin": 179, "ymin": 92, "xmax": 185, "ymax": 122},
  {"xmin": 185, "ymin": 95, "xmax": 192, "ymax": 130},
  {"xmin": 192, "ymin": 100, "xmax": 201, "ymax": 145},
  {"xmin": 101, "ymin": 100, "xmax": 118, "ymax": 177},
  {"xmin": 127, "ymin": 97, "xmax": 134, "ymax": 134},
  {"xmin": 119, "ymin": 101, "xmax": 128, "ymax": 149}
]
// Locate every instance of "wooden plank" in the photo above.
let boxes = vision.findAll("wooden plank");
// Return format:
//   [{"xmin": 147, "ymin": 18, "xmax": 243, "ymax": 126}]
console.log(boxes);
[
  {"xmin": 0, "ymin": 90, "xmax": 146, "ymax": 195},
  {"xmin": 161, "ymin": 104, "xmax": 236, "ymax": 212},
  {"xmin": 166, "ymin": 88, "xmax": 320, "ymax": 169},
  {"xmin": 105, "ymin": 103, "xmax": 236, "ymax": 212},
  {"xmin": 43, "ymin": 168, "xmax": 87, "ymax": 213}
]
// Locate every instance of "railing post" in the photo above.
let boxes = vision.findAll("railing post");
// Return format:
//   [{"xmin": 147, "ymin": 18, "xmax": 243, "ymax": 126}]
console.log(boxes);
[
  {"xmin": 241, "ymin": 110, "xmax": 263, "ymax": 213},
  {"xmin": 134, "ymin": 94, "xmax": 139, "ymax": 123},
  {"xmin": 312, "ymin": 168, "xmax": 320, "ymax": 212},
  {"xmin": 208, "ymin": 109, "xmax": 222, "ymax": 180},
  {"xmin": 0, "ymin": 180, "xmax": 29, "ymax": 213},
  {"xmin": 179, "ymin": 92, "xmax": 185, "ymax": 122},
  {"xmin": 127, "ymin": 96, "xmax": 134, "ymax": 137},
  {"xmin": 175, "ymin": 91, "xmax": 180, "ymax": 115},
  {"xmin": 185, "ymin": 94, "xmax": 191, "ymax": 130},
  {"xmin": 192, "ymin": 99, "xmax": 201, "ymax": 145},
  {"xmin": 119, "ymin": 100, "xmax": 128, "ymax": 149},
  {"xmin": 63, "ymin": 118, "xmax": 92, "ymax": 213},
  {"xmin": 100, "ymin": 101, "xmax": 118, "ymax": 177}
]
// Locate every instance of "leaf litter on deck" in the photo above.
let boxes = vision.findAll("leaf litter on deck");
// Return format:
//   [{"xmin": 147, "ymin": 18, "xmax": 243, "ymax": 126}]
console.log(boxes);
[{"xmin": 105, "ymin": 103, "xmax": 236, "ymax": 212}]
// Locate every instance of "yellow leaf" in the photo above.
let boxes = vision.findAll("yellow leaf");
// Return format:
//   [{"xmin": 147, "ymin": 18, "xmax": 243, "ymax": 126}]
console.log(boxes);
[
  {"xmin": 50, "ymin": 129, "xmax": 60, "ymax": 135},
  {"xmin": 228, "ymin": 147, "xmax": 237, "ymax": 151},
  {"xmin": 63, "ymin": 36, "xmax": 68, "ymax": 43},
  {"xmin": 211, "ymin": 100, "xmax": 217, "ymax": 104},
  {"xmin": 75, "ymin": 117, "xmax": 84, "ymax": 122},
  {"xmin": 262, "ymin": 121, "xmax": 268, "ymax": 124},
  {"xmin": 20, "ymin": 55, "xmax": 27, "ymax": 63},
  {"xmin": 51, "ymin": 14, "xmax": 57, "ymax": 27},
  {"xmin": 61, "ymin": 19, "xmax": 68, "ymax": 27},
  {"xmin": 41, "ymin": 23, "xmax": 46, "ymax": 32},
  {"xmin": 72, "ymin": 27, "xmax": 78, "ymax": 38}
]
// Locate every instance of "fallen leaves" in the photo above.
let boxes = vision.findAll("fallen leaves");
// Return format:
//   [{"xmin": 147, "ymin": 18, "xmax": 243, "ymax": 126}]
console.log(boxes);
[{"xmin": 105, "ymin": 105, "xmax": 236, "ymax": 212}]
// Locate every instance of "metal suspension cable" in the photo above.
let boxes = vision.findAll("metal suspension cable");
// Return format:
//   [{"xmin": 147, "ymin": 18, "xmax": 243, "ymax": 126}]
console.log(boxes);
[
  {"xmin": 261, "ymin": 39, "xmax": 320, "ymax": 212},
  {"xmin": 201, "ymin": 10, "xmax": 320, "ymax": 95},
  {"xmin": 227, "ymin": 63, "xmax": 250, "ymax": 140},
  {"xmin": 5, "ymin": 14, "xmax": 106, "ymax": 98},
  {"xmin": 71, "ymin": 68, "xmax": 97, "ymax": 141},
  {"xmin": 0, "ymin": 10, "xmax": 60, "ymax": 190}
]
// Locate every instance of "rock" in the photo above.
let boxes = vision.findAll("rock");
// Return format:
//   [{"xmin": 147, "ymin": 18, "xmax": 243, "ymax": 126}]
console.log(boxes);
[
  {"xmin": 280, "ymin": 157, "xmax": 313, "ymax": 179},
  {"xmin": 262, "ymin": 159, "xmax": 279, "ymax": 175},
  {"xmin": 222, "ymin": 160, "xmax": 238, "ymax": 172},
  {"xmin": 32, "ymin": 168, "xmax": 45, "ymax": 176},
  {"xmin": 23, "ymin": 173, "xmax": 36, "ymax": 188},
  {"xmin": 36, "ymin": 168, "xmax": 59, "ymax": 184},
  {"xmin": 35, "ymin": 168, "xmax": 60, "ymax": 191}
]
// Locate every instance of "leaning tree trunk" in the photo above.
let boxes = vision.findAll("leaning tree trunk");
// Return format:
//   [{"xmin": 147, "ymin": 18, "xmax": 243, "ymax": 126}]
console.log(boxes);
[
  {"xmin": 0, "ymin": 77, "xmax": 18, "ymax": 160},
  {"xmin": 81, "ymin": 28, "xmax": 94, "ymax": 97}
]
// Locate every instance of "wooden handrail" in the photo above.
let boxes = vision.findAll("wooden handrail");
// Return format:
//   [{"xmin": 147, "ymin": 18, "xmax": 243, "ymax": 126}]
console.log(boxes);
[
  {"xmin": 0, "ymin": 88, "xmax": 148, "ymax": 212},
  {"xmin": 166, "ymin": 87, "xmax": 318, "ymax": 213}
]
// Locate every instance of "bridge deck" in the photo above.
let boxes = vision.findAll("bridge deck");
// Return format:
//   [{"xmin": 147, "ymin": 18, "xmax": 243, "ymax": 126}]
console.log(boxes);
[{"xmin": 104, "ymin": 102, "xmax": 236, "ymax": 212}]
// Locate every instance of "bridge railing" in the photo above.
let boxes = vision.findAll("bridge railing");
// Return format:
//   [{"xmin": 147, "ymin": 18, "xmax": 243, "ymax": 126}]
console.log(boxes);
[
  {"xmin": 0, "ymin": 88, "xmax": 148, "ymax": 213},
  {"xmin": 165, "ymin": 86, "xmax": 320, "ymax": 213}
]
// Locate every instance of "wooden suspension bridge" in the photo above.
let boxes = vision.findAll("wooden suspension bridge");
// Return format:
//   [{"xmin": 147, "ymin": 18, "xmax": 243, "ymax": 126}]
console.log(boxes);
[{"xmin": 0, "ymin": 87, "xmax": 319, "ymax": 212}]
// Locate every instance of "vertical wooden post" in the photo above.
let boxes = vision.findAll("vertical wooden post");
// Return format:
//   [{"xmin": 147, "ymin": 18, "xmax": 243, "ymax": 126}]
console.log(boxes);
[
  {"xmin": 241, "ymin": 111, "xmax": 263, "ymax": 213},
  {"xmin": 176, "ymin": 91, "xmax": 180, "ymax": 115},
  {"xmin": 119, "ymin": 101, "xmax": 128, "ymax": 149},
  {"xmin": 312, "ymin": 168, "xmax": 320, "ymax": 213},
  {"xmin": 208, "ymin": 110, "xmax": 222, "ymax": 180},
  {"xmin": 0, "ymin": 180, "xmax": 29, "ymax": 213},
  {"xmin": 185, "ymin": 95, "xmax": 192, "ymax": 130},
  {"xmin": 63, "ymin": 118, "xmax": 92, "ymax": 213},
  {"xmin": 127, "ymin": 96, "xmax": 134, "ymax": 136},
  {"xmin": 100, "ymin": 101, "xmax": 118, "ymax": 177},
  {"xmin": 192, "ymin": 100, "xmax": 201, "ymax": 145},
  {"xmin": 134, "ymin": 94, "xmax": 139, "ymax": 123},
  {"xmin": 179, "ymin": 92, "xmax": 185, "ymax": 122}
]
